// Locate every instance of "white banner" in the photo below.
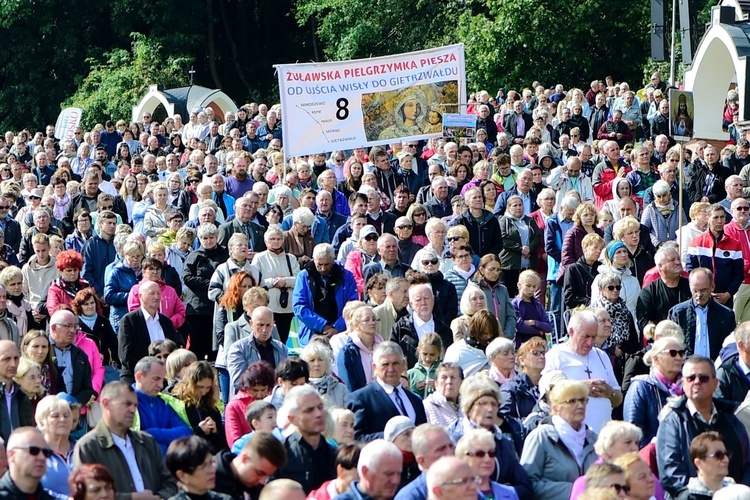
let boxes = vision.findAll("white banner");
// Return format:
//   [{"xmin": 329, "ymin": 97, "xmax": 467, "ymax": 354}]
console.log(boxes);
[
  {"xmin": 275, "ymin": 44, "xmax": 466, "ymax": 157},
  {"xmin": 54, "ymin": 108, "xmax": 83, "ymax": 141}
]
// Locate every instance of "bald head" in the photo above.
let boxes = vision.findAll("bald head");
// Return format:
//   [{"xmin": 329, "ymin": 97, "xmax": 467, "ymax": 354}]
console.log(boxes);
[
  {"xmin": 426, "ymin": 457, "xmax": 478, "ymax": 499},
  {"xmin": 251, "ymin": 306, "xmax": 275, "ymax": 343},
  {"xmin": 0, "ymin": 341, "xmax": 19, "ymax": 383},
  {"xmin": 138, "ymin": 281, "xmax": 162, "ymax": 315}
]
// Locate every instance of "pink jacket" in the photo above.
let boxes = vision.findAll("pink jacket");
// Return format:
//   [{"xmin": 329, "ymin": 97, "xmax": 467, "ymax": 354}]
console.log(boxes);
[
  {"xmin": 74, "ymin": 331, "xmax": 104, "ymax": 396},
  {"xmin": 225, "ymin": 391, "xmax": 255, "ymax": 447},
  {"xmin": 127, "ymin": 280, "xmax": 186, "ymax": 329}
]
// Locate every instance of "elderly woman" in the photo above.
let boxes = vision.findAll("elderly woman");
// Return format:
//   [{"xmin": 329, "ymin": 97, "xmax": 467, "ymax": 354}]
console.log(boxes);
[
  {"xmin": 183, "ymin": 224, "xmax": 229, "ymax": 360},
  {"xmin": 500, "ymin": 337, "xmax": 546, "ymax": 420},
  {"xmin": 413, "ymin": 247, "xmax": 458, "ymax": 322},
  {"xmin": 563, "ymin": 233, "xmax": 605, "ymax": 310},
  {"xmin": 623, "ymin": 319, "xmax": 685, "ymax": 393},
  {"xmin": 251, "ymin": 225, "xmax": 299, "ymax": 343},
  {"xmin": 445, "ymin": 244, "xmax": 476, "ymax": 308},
  {"xmin": 14, "ymin": 357, "xmax": 44, "ymax": 415},
  {"xmin": 411, "ymin": 217, "xmax": 449, "ymax": 268},
  {"xmin": 448, "ymin": 373, "xmax": 531, "ymax": 495},
  {"xmin": 284, "ymin": 207, "xmax": 316, "ymax": 267},
  {"xmin": 560, "ymin": 202, "xmax": 603, "ymax": 278},
  {"xmin": 676, "ymin": 201, "xmax": 710, "ymax": 265},
  {"xmin": 498, "ymin": 195, "xmax": 542, "ymax": 297},
  {"xmin": 301, "ymin": 340, "xmax": 348, "ymax": 407},
  {"xmin": 457, "ymin": 428, "xmax": 520, "ymax": 500},
  {"xmin": 171, "ymin": 361, "xmax": 227, "ymax": 453},
  {"xmin": 166, "ymin": 436, "xmax": 227, "ymax": 499},
  {"xmin": 423, "ymin": 362, "xmax": 464, "ymax": 427},
  {"xmin": 591, "ymin": 273, "xmax": 640, "ymax": 357},
  {"xmin": 486, "ymin": 337, "xmax": 517, "ymax": 386},
  {"xmin": 344, "ymin": 224, "xmax": 380, "ymax": 298},
  {"xmin": 68, "ymin": 464, "xmax": 116, "ymax": 500},
  {"xmin": 451, "ymin": 282, "xmax": 489, "ymax": 341},
  {"xmin": 592, "ymin": 241, "xmax": 641, "ymax": 319},
  {"xmin": 444, "ymin": 309, "xmax": 497, "ymax": 376},
  {"xmin": 36, "ymin": 395, "xmax": 76, "ymax": 497},
  {"xmin": 641, "ymin": 180, "xmax": 688, "ymax": 249},
  {"xmin": 337, "ymin": 305, "xmax": 383, "ymax": 392},
  {"xmin": 613, "ymin": 452, "xmax": 660, "ymax": 500},
  {"xmin": 208, "ymin": 233, "xmax": 260, "ymax": 315},
  {"xmin": 103, "ymin": 240, "xmax": 144, "ymax": 331},
  {"xmin": 520, "ymin": 380, "xmax": 598, "ymax": 498},
  {"xmin": 612, "ymin": 215, "xmax": 655, "ymax": 285},
  {"xmin": 144, "ymin": 182, "xmax": 176, "ymax": 243},
  {"xmin": 46, "ymin": 249, "xmax": 90, "ymax": 316},
  {"xmin": 190, "ymin": 182, "xmax": 227, "ymax": 222},
  {"xmin": 624, "ymin": 335, "xmax": 686, "ymax": 447}
]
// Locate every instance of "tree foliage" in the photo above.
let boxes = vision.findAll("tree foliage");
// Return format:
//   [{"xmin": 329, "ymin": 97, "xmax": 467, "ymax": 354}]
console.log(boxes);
[{"xmin": 64, "ymin": 34, "xmax": 192, "ymax": 129}]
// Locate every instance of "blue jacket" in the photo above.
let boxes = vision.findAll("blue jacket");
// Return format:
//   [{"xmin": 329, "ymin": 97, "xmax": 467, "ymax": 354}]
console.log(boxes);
[
  {"xmin": 81, "ymin": 234, "xmax": 116, "ymax": 297},
  {"xmin": 292, "ymin": 262, "xmax": 358, "ymax": 345},
  {"xmin": 657, "ymin": 395, "xmax": 750, "ymax": 497},
  {"xmin": 623, "ymin": 370, "xmax": 673, "ymax": 447},
  {"xmin": 312, "ymin": 210, "xmax": 347, "ymax": 245},
  {"xmin": 332, "ymin": 189, "xmax": 350, "ymax": 217},
  {"xmin": 336, "ymin": 480, "xmax": 379, "ymax": 500},
  {"xmin": 544, "ymin": 213, "xmax": 573, "ymax": 282},
  {"xmin": 212, "ymin": 191, "xmax": 236, "ymax": 219},
  {"xmin": 500, "ymin": 372, "xmax": 539, "ymax": 421},
  {"xmin": 337, "ymin": 338, "xmax": 369, "ymax": 392},
  {"xmin": 394, "ymin": 472, "xmax": 427, "ymax": 500},
  {"xmin": 103, "ymin": 262, "xmax": 141, "ymax": 331},
  {"xmin": 134, "ymin": 388, "xmax": 192, "ymax": 454}
]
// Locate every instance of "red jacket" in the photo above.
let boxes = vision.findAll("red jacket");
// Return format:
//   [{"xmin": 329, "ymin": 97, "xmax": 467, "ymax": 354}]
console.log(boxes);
[
  {"xmin": 723, "ymin": 220, "xmax": 750, "ymax": 284},
  {"xmin": 592, "ymin": 160, "xmax": 633, "ymax": 209},
  {"xmin": 224, "ymin": 391, "xmax": 255, "ymax": 448}
]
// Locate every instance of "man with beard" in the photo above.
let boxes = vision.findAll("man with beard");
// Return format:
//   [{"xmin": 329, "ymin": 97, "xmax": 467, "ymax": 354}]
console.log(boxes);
[
  {"xmin": 292, "ymin": 243, "xmax": 358, "ymax": 344},
  {"xmin": 225, "ymin": 155, "xmax": 254, "ymax": 198}
]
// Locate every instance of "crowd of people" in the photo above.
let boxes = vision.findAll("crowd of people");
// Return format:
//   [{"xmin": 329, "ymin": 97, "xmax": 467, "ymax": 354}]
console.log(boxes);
[{"xmin": 0, "ymin": 75, "xmax": 749, "ymax": 499}]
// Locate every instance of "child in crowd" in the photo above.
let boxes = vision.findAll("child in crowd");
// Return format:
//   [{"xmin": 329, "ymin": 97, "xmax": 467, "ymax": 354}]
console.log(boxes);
[
  {"xmin": 512, "ymin": 270, "xmax": 554, "ymax": 349},
  {"xmin": 597, "ymin": 209, "xmax": 613, "ymax": 231},
  {"xmin": 49, "ymin": 235, "xmax": 64, "ymax": 258},
  {"xmin": 407, "ymin": 333, "xmax": 442, "ymax": 398},
  {"xmin": 231, "ymin": 400, "xmax": 280, "ymax": 453}
]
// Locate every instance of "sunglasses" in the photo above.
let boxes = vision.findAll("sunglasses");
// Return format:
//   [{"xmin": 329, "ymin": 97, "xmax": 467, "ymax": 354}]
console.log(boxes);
[
  {"xmin": 363, "ymin": 234, "xmax": 378, "ymax": 241},
  {"xmin": 13, "ymin": 446, "xmax": 53, "ymax": 458},
  {"xmin": 0, "ymin": 205, "xmax": 9, "ymax": 210},
  {"xmin": 189, "ymin": 179, "xmax": 201, "ymax": 184},
  {"xmin": 706, "ymin": 450, "xmax": 733, "ymax": 461},
  {"xmin": 606, "ymin": 285, "xmax": 622, "ymax": 291},
  {"xmin": 685, "ymin": 374, "xmax": 711, "ymax": 383},
  {"xmin": 413, "ymin": 212, "xmax": 427, "ymax": 217},
  {"xmin": 612, "ymin": 484, "xmax": 631, "ymax": 495},
  {"xmin": 663, "ymin": 349, "xmax": 686, "ymax": 358},
  {"xmin": 422, "ymin": 258, "xmax": 439, "ymax": 266},
  {"xmin": 466, "ymin": 449, "xmax": 496, "ymax": 459},
  {"xmin": 736, "ymin": 206, "xmax": 750, "ymax": 212},
  {"xmin": 447, "ymin": 236, "xmax": 462, "ymax": 242},
  {"xmin": 397, "ymin": 225, "xmax": 413, "ymax": 230}
]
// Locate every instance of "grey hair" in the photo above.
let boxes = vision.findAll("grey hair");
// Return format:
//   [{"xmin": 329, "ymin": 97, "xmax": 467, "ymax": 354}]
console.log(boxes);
[
  {"xmin": 300, "ymin": 342, "xmax": 333, "ymax": 375},
  {"xmin": 197, "ymin": 224, "xmax": 218, "ymax": 239},
  {"xmin": 386, "ymin": 277, "xmax": 409, "ymax": 295},
  {"xmin": 264, "ymin": 225, "xmax": 284, "ymax": 241},
  {"xmin": 134, "ymin": 356, "xmax": 164, "ymax": 376},
  {"xmin": 594, "ymin": 421, "xmax": 642, "ymax": 456},
  {"xmin": 654, "ymin": 245, "xmax": 680, "ymax": 265},
  {"xmin": 313, "ymin": 243, "xmax": 335, "ymax": 260},
  {"xmin": 568, "ymin": 308, "xmax": 599, "ymax": 334},
  {"xmin": 538, "ymin": 188, "xmax": 556, "ymax": 201},
  {"xmin": 652, "ymin": 180, "xmax": 671, "ymax": 197},
  {"xmin": 735, "ymin": 321, "xmax": 750, "ymax": 345},
  {"xmin": 560, "ymin": 196, "xmax": 581, "ymax": 211},
  {"xmin": 411, "ymin": 424, "xmax": 451, "ymax": 458},
  {"xmin": 292, "ymin": 207, "xmax": 315, "ymax": 226},
  {"xmin": 34, "ymin": 395, "xmax": 72, "ymax": 431},
  {"xmin": 113, "ymin": 232, "xmax": 129, "ymax": 252},
  {"xmin": 279, "ymin": 384, "xmax": 321, "ymax": 419},
  {"xmin": 227, "ymin": 232, "xmax": 249, "ymax": 249},
  {"xmin": 598, "ymin": 272, "xmax": 622, "ymax": 289},
  {"xmin": 485, "ymin": 337, "xmax": 515, "ymax": 360},
  {"xmin": 122, "ymin": 240, "xmax": 144, "ymax": 256},
  {"xmin": 358, "ymin": 439, "xmax": 402, "ymax": 476},
  {"xmin": 372, "ymin": 341, "xmax": 405, "ymax": 365}
]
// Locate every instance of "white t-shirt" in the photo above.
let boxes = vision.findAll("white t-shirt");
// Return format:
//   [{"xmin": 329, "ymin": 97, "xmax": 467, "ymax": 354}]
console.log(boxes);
[{"xmin": 543, "ymin": 343, "xmax": 621, "ymax": 433}]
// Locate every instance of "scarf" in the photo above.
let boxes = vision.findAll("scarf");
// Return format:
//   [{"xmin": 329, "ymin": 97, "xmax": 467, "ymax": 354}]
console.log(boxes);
[
  {"xmin": 591, "ymin": 296, "xmax": 631, "ymax": 346},
  {"xmin": 552, "ymin": 415, "xmax": 587, "ymax": 466},
  {"xmin": 455, "ymin": 265, "xmax": 475, "ymax": 281},
  {"xmin": 654, "ymin": 368, "xmax": 684, "ymax": 396},
  {"xmin": 53, "ymin": 277, "xmax": 87, "ymax": 299},
  {"xmin": 489, "ymin": 366, "xmax": 517, "ymax": 385},
  {"xmin": 53, "ymin": 192, "xmax": 69, "ymax": 220},
  {"xmin": 401, "ymin": 449, "xmax": 416, "ymax": 467},
  {"xmin": 309, "ymin": 374, "xmax": 338, "ymax": 396},
  {"xmin": 6, "ymin": 294, "xmax": 31, "ymax": 336},
  {"xmin": 656, "ymin": 199, "xmax": 675, "ymax": 219},
  {"xmin": 78, "ymin": 313, "xmax": 98, "ymax": 331}
]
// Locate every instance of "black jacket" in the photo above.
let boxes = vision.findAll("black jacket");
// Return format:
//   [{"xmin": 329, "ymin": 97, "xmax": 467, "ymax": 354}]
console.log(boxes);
[
  {"xmin": 717, "ymin": 355, "xmax": 750, "ymax": 403},
  {"xmin": 52, "ymin": 342, "xmax": 96, "ymax": 405},
  {"xmin": 687, "ymin": 163, "xmax": 732, "ymax": 204},
  {"xmin": 346, "ymin": 381, "xmax": 427, "ymax": 442},
  {"xmin": 563, "ymin": 256, "xmax": 601, "ymax": 310},
  {"xmin": 391, "ymin": 314, "xmax": 453, "ymax": 367},
  {"xmin": 77, "ymin": 313, "xmax": 119, "ymax": 366},
  {"xmin": 214, "ymin": 449, "xmax": 261, "ymax": 499},
  {"xmin": 118, "ymin": 309, "xmax": 182, "ymax": 384},
  {"xmin": 499, "ymin": 372, "xmax": 539, "ymax": 420},
  {"xmin": 0, "ymin": 381, "xmax": 32, "ymax": 443},
  {"xmin": 0, "ymin": 218, "xmax": 21, "ymax": 254},
  {"xmin": 636, "ymin": 276, "xmax": 691, "ymax": 332},
  {"xmin": 0, "ymin": 470, "xmax": 54, "ymax": 499},
  {"xmin": 183, "ymin": 245, "xmax": 229, "ymax": 316},
  {"xmin": 451, "ymin": 209, "xmax": 503, "ymax": 258},
  {"xmin": 274, "ymin": 432, "xmax": 337, "ymax": 494},
  {"xmin": 426, "ymin": 271, "xmax": 458, "ymax": 324},
  {"xmin": 668, "ymin": 298, "xmax": 737, "ymax": 359}
]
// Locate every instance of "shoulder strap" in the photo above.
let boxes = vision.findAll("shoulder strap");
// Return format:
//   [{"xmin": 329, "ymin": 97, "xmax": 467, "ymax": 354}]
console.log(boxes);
[{"xmin": 284, "ymin": 253, "xmax": 293, "ymax": 275}]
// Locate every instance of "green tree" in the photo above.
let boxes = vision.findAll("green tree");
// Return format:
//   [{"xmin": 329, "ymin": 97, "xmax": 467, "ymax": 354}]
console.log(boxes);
[{"xmin": 65, "ymin": 33, "xmax": 193, "ymax": 128}]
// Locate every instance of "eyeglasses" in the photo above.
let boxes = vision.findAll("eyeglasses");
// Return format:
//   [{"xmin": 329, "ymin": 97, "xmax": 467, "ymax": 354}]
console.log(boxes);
[
  {"xmin": 612, "ymin": 484, "xmax": 631, "ymax": 495},
  {"xmin": 706, "ymin": 450, "xmax": 733, "ymax": 461},
  {"xmin": 397, "ymin": 225, "xmax": 413, "ymax": 230},
  {"xmin": 405, "ymin": 144, "xmax": 417, "ymax": 148},
  {"xmin": 530, "ymin": 350, "xmax": 547, "ymax": 357},
  {"xmin": 12, "ymin": 446, "xmax": 53, "ymax": 458},
  {"xmin": 422, "ymin": 258, "xmax": 439, "ymax": 266},
  {"xmin": 465, "ymin": 449, "xmax": 496, "ymax": 458},
  {"xmin": 363, "ymin": 234, "xmax": 378, "ymax": 241},
  {"xmin": 663, "ymin": 349, "xmax": 686, "ymax": 358},
  {"xmin": 441, "ymin": 475, "xmax": 482, "ymax": 487},
  {"xmin": 561, "ymin": 397, "xmax": 588, "ymax": 406},
  {"xmin": 605, "ymin": 285, "xmax": 622, "ymax": 291},
  {"xmin": 685, "ymin": 373, "xmax": 711, "ymax": 383},
  {"xmin": 454, "ymin": 254, "xmax": 470, "ymax": 260},
  {"xmin": 447, "ymin": 236, "xmax": 462, "ymax": 242},
  {"xmin": 197, "ymin": 456, "xmax": 218, "ymax": 471},
  {"xmin": 54, "ymin": 323, "xmax": 77, "ymax": 329},
  {"xmin": 736, "ymin": 206, "xmax": 750, "ymax": 212}
]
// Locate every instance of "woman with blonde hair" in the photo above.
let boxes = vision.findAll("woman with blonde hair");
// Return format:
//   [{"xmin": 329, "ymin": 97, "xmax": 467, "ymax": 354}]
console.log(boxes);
[
  {"xmin": 164, "ymin": 348, "xmax": 198, "ymax": 393},
  {"xmin": 14, "ymin": 357, "xmax": 44, "ymax": 415},
  {"xmin": 560, "ymin": 202, "xmax": 602, "ymax": 278},
  {"xmin": 336, "ymin": 305, "xmax": 383, "ymax": 392},
  {"xmin": 22, "ymin": 330, "xmax": 56, "ymax": 395},
  {"xmin": 612, "ymin": 452, "xmax": 661, "ymax": 500}
]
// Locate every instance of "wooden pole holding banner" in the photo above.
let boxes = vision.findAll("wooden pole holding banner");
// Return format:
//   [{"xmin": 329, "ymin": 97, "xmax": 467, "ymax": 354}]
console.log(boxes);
[{"xmin": 678, "ymin": 140, "xmax": 684, "ymax": 238}]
